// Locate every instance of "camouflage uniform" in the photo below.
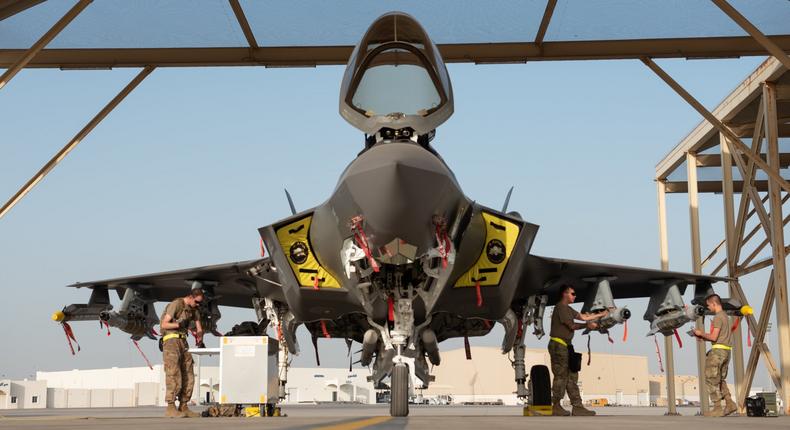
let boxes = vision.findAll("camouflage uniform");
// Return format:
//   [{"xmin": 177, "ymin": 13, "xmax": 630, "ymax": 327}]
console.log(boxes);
[
  {"xmin": 549, "ymin": 302, "xmax": 583, "ymax": 406},
  {"xmin": 705, "ymin": 348, "xmax": 732, "ymax": 404},
  {"xmin": 548, "ymin": 340, "xmax": 583, "ymax": 406},
  {"xmin": 705, "ymin": 310, "xmax": 733, "ymax": 406},
  {"xmin": 161, "ymin": 298, "xmax": 200, "ymax": 405}
]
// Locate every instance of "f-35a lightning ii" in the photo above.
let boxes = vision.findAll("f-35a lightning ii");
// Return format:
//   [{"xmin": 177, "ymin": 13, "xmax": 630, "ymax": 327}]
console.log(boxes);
[{"xmin": 54, "ymin": 12, "xmax": 731, "ymax": 417}]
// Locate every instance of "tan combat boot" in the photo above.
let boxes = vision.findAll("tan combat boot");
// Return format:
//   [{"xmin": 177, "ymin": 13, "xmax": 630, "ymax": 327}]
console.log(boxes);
[
  {"xmin": 704, "ymin": 402, "xmax": 724, "ymax": 417},
  {"xmin": 165, "ymin": 403, "xmax": 181, "ymax": 418},
  {"xmin": 179, "ymin": 402, "xmax": 201, "ymax": 418},
  {"xmin": 572, "ymin": 405, "xmax": 596, "ymax": 416},
  {"xmin": 552, "ymin": 403, "xmax": 570, "ymax": 416},
  {"xmin": 723, "ymin": 399, "xmax": 738, "ymax": 416}
]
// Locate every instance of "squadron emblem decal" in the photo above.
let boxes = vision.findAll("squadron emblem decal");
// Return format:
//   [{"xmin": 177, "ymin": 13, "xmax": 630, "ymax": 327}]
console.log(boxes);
[
  {"xmin": 486, "ymin": 239, "xmax": 506, "ymax": 264},
  {"xmin": 289, "ymin": 241, "xmax": 309, "ymax": 264}
]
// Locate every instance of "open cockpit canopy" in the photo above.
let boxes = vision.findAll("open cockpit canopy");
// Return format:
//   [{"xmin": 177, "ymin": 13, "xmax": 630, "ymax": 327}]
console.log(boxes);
[{"xmin": 339, "ymin": 12, "xmax": 453, "ymax": 136}]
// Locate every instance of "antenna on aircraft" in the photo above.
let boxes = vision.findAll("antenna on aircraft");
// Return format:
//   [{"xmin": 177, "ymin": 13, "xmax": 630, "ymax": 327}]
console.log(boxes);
[
  {"xmin": 502, "ymin": 186, "xmax": 514, "ymax": 212},
  {"xmin": 284, "ymin": 189, "xmax": 297, "ymax": 215}
]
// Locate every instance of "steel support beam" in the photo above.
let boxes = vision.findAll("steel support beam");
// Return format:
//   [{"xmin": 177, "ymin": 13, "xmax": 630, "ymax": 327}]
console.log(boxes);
[
  {"xmin": 642, "ymin": 57, "xmax": 790, "ymax": 196},
  {"xmin": 3, "ymin": 35, "xmax": 790, "ymax": 69},
  {"xmin": 228, "ymin": 0, "xmax": 259, "ymax": 50},
  {"xmin": 739, "ymin": 274, "xmax": 781, "ymax": 406},
  {"xmin": 764, "ymin": 82, "xmax": 790, "ymax": 414},
  {"xmin": 720, "ymin": 132, "xmax": 746, "ymax": 411},
  {"xmin": 0, "ymin": 0, "xmax": 92, "ymax": 91},
  {"xmin": 0, "ymin": 0, "xmax": 45, "ymax": 21},
  {"xmin": 533, "ymin": 0, "xmax": 557, "ymax": 46},
  {"xmin": 657, "ymin": 180, "xmax": 678, "ymax": 415},
  {"xmin": 705, "ymin": 195, "xmax": 771, "ymax": 274},
  {"xmin": 687, "ymin": 152, "xmax": 709, "ymax": 413},
  {"xmin": 711, "ymin": 0, "xmax": 790, "ymax": 71},
  {"xmin": 0, "ymin": 66, "xmax": 155, "ymax": 220},
  {"xmin": 732, "ymin": 101, "xmax": 765, "ymax": 267}
]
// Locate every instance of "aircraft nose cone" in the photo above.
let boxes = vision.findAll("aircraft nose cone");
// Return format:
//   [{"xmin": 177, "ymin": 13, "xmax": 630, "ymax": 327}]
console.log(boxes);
[{"xmin": 330, "ymin": 142, "xmax": 464, "ymax": 253}]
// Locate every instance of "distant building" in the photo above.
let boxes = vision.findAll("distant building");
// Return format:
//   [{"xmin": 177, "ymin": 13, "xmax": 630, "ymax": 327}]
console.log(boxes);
[
  {"xmin": 0, "ymin": 379, "xmax": 46, "ymax": 409},
  {"xmin": 11, "ymin": 345, "xmax": 659, "ymax": 409},
  {"xmin": 423, "ymin": 346, "xmax": 650, "ymax": 406}
]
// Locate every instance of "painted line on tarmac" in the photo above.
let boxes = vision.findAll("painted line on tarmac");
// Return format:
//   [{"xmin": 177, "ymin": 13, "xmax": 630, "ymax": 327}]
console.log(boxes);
[{"xmin": 313, "ymin": 416, "xmax": 393, "ymax": 430}]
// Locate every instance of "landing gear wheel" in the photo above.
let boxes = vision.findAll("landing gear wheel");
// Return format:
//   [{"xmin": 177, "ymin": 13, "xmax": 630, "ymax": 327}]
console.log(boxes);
[
  {"xmin": 528, "ymin": 364, "xmax": 551, "ymax": 406},
  {"xmin": 390, "ymin": 363, "xmax": 409, "ymax": 417}
]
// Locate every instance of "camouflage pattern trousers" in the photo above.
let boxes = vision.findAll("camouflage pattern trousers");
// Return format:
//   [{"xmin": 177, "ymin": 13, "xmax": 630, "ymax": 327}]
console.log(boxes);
[
  {"xmin": 548, "ymin": 341, "xmax": 583, "ymax": 406},
  {"xmin": 705, "ymin": 348, "xmax": 732, "ymax": 404},
  {"xmin": 163, "ymin": 337, "xmax": 195, "ymax": 404}
]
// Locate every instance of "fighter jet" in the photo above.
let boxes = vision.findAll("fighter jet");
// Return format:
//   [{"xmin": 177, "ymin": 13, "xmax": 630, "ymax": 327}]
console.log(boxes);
[{"xmin": 54, "ymin": 12, "xmax": 733, "ymax": 417}]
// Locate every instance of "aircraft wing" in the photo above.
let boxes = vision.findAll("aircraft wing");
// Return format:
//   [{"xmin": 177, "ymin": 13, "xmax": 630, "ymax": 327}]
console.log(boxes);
[
  {"xmin": 521, "ymin": 254, "xmax": 729, "ymax": 301},
  {"xmin": 67, "ymin": 258, "xmax": 279, "ymax": 308},
  {"xmin": 57, "ymin": 257, "xmax": 284, "ymax": 341}
]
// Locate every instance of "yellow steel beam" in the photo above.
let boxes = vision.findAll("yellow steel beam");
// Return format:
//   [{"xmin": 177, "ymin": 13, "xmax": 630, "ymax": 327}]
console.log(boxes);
[
  {"xmin": 2, "ymin": 35, "xmax": 790, "ymax": 69},
  {"xmin": 534, "ymin": 0, "xmax": 557, "ymax": 46},
  {"xmin": 711, "ymin": 0, "xmax": 790, "ymax": 71},
  {"xmin": 0, "ymin": 0, "xmax": 92, "ymax": 91},
  {"xmin": 657, "ymin": 180, "xmax": 678, "ymax": 415},
  {"xmin": 0, "ymin": 66, "xmax": 155, "ymax": 220},
  {"xmin": 228, "ymin": 0, "xmax": 259, "ymax": 50},
  {"xmin": 642, "ymin": 57, "xmax": 790, "ymax": 196}
]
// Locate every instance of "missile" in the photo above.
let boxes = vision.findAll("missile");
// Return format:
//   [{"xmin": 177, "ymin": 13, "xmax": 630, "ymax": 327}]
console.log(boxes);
[
  {"xmin": 595, "ymin": 307, "xmax": 631, "ymax": 332},
  {"xmin": 99, "ymin": 311, "xmax": 156, "ymax": 340},
  {"xmin": 648, "ymin": 305, "xmax": 705, "ymax": 336}
]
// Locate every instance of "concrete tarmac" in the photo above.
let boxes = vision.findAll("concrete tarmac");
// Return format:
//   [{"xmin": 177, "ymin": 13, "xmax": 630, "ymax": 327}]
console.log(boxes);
[{"xmin": 1, "ymin": 405, "xmax": 788, "ymax": 430}]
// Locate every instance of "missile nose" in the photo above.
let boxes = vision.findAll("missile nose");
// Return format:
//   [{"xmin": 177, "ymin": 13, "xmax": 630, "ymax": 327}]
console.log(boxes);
[
  {"xmin": 621, "ymin": 308, "xmax": 632, "ymax": 320},
  {"xmin": 740, "ymin": 305, "xmax": 754, "ymax": 316},
  {"xmin": 52, "ymin": 310, "xmax": 65, "ymax": 322}
]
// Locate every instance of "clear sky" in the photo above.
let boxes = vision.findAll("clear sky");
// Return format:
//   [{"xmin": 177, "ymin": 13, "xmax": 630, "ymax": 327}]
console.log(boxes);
[{"xmin": 0, "ymin": 45, "xmax": 779, "ymax": 390}]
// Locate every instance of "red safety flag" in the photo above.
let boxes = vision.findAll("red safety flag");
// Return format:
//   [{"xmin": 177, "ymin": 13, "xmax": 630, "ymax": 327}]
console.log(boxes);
[
  {"xmin": 674, "ymin": 328, "xmax": 683, "ymax": 348},
  {"xmin": 320, "ymin": 320, "xmax": 331, "ymax": 339},
  {"xmin": 653, "ymin": 336, "xmax": 664, "ymax": 373},
  {"xmin": 622, "ymin": 319, "xmax": 628, "ymax": 342},
  {"xmin": 387, "ymin": 297, "xmax": 395, "ymax": 322},
  {"xmin": 132, "ymin": 339, "xmax": 154, "ymax": 370},
  {"xmin": 62, "ymin": 322, "xmax": 81, "ymax": 355},
  {"xmin": 475, "ymin": 280, "xmax": 483, "ymax": 308}
]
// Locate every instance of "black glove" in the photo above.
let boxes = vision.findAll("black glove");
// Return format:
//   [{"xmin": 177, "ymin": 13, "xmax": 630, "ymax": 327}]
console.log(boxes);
[{"xmin": 177, "ymin": 319, "xmax": 190, "ymax": 330}]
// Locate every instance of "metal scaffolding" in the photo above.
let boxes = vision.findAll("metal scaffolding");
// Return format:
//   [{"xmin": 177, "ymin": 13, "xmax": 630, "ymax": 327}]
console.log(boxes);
[{"xmin": 654, "ymin": 56, "xmax": 790, "ymax": 414}]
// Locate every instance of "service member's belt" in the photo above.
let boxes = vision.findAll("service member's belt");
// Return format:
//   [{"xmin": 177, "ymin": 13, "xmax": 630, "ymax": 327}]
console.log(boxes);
[
  {"xmin": 550, "ymin": 337, "xmax": 568, "ymax": 347},
  {"xmin": 712, "ymin": 344, "xmax": 732, "ymax": 350},
  {"xmin": 163, "ymin": 333, "xmax": 187, "ymax": 342}
]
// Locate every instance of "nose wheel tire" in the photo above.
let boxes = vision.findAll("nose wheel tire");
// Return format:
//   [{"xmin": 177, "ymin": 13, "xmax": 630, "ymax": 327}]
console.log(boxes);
[{"xmin": 390, "ymin": 363, "xmax": 410, "ymax": 417}]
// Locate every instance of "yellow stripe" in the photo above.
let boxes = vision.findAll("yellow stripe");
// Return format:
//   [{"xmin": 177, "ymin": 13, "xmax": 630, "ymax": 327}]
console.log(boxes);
[
  {"xmin": 163, "ymin": 333, "xmax": 185, "ymax": 342},
  {"xmin": 314, "ymin": 416, "xmax": 392, "ymax": 430},
  {"xmin": 712, "ymin": 344, "xmax": 732, "ymax": 350},
  {"xmin": 550, "ymin": 337, "xmax": 567, "ymax": 346}
]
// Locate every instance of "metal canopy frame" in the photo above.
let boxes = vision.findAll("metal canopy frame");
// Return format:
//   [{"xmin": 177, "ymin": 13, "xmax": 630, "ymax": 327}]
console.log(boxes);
[{"xmin": 1, "ymin": 0, "xmax": 790, "ymax": 416}]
